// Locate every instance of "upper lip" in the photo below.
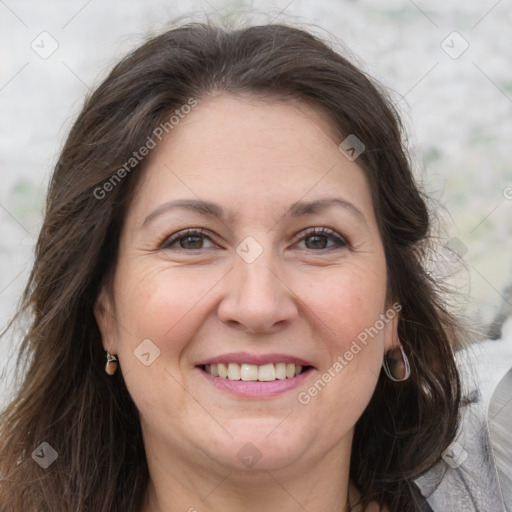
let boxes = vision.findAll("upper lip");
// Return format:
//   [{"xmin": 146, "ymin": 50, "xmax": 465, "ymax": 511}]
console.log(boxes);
[{"xmin": 196, "ymin": 352, "xmax": 314, "ymax": 367}]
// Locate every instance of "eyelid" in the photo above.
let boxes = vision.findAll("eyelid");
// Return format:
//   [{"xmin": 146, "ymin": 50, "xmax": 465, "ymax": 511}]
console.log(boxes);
[
  {"xmin": 159, "ymin": 226, "xmax": 348, "ymax": 251},
  {"xmin": 159, "ymin": 228, "xmax": 217, "ymax": 249},
  {"xmin": 292, "ymin": 226, "xmax": 348, "ymax": 247}
]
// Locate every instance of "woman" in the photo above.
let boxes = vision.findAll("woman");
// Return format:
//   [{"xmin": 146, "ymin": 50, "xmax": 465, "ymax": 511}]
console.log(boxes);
[{"xmin": 0, "ymin": 21, "xmax": 462, "ymax": 511}]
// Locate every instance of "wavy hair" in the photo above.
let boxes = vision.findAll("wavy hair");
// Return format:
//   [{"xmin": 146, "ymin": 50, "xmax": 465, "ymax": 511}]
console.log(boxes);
[{"xmin": 0, "ymin": 21, "xmax": 461, "ymax": 511}]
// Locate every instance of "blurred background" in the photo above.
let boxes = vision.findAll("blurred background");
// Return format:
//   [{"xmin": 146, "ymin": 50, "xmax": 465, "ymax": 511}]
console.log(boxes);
[{"xmin": 1, "ymin": 0, "xmax": 511, "ymax": 402}]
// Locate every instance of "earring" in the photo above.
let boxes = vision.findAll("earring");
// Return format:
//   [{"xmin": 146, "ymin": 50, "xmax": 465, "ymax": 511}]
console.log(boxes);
[
  {"xmin": 105, "ymin": 350, "xmax": 118, "ymax": 375},
  {"xmin": 383, "ymin": 344, "xmax": 410, "ymax": 382}
]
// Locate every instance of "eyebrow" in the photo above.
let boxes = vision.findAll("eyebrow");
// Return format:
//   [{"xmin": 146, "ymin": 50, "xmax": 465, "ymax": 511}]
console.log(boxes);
[
  {"xmin": 142, "ymin": 199, "xmax": 228, "ymax": 228},
  {"xmin": 141, "ymin": 197, "xmax": 367, "ymax": 228},
  {"xmin": 288, "ymin": 197, "xmax": 366, "ymax": 224}
]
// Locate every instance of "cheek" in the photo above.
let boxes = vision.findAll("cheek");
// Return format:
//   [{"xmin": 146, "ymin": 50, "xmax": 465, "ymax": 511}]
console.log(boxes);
[
  {"xmin": 295, "ymin": 261, "xmax": 388, "ymax": 404},
  {"xmin": 112, "ymin": 264, "xmax": 220, "ymax": 424},
  {"xmin": 116, "ymin": 262, "xmax": 222, "ymax": 344},
  {"xmin": 110, "ymin": 261, "xmax": 227, "ymax": 406},
  {"xmin": 301, "ymin": 261, "xmax": 388, "ymax": 346},
  {"xmin": 299, "ymin": 262, "xmax": 389, "ymax": 411}
]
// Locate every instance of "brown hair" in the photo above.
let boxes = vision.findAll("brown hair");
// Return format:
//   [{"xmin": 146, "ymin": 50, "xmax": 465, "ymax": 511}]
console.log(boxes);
[{"xmin": 0, "ymin": 21, "xmax": 461, "ymax": 511}]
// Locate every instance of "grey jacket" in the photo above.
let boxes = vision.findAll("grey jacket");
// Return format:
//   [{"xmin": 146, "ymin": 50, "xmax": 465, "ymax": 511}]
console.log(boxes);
[{"xmin": 416, "ymin": 338, "xmax": 512, "ymax": 512}]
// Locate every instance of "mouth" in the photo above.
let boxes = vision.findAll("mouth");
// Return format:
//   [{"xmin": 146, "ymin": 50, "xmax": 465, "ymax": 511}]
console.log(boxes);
[
  {"xmin": 200, "ymin": 362, "xmax": 313, "ymax": 382},
  {"xmin": 195, "ymin": 353, "xmax": 315, "ymax": 397}
]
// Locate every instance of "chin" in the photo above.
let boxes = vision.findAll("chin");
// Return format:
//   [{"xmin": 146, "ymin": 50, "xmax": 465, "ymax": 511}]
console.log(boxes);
[{"xmin": 200, "ymin": 420, "xmax": 314, "ymax": 473}]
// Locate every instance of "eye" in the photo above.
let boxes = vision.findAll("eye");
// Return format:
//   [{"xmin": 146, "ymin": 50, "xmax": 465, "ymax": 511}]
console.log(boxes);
[
  {"xmin": 159, "ymin": 227, "xmax": 347, "ymax": 252},
  {"xmin": 294, "ymin": 227, "xmax": 348, "ymax": 250},
  {"xmin": 159, "ymin": 228, "xmax": 217, "ymax": 250}
]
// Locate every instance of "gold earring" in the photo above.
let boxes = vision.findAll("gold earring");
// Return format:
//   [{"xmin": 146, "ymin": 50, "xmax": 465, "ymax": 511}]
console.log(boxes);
[
  {"xmin": 383, "ymin": 344, "xmax": 410, "ymax": 382},
  {"xmin": 105, "ymin": 350, "xmax": 118, "ymax": 375}
]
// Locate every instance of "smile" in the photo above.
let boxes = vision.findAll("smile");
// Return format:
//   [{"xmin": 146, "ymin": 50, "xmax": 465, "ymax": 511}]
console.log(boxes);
[{"xmin": 202, "ymin": 362, "xmax": 310, "ymax": 381}]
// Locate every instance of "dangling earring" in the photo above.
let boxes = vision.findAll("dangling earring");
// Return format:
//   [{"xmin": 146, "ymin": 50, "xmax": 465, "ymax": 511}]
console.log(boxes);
[
  {"xmin": 383, "ymin": 344, "xmax": 410, "ymax": 382},
  {"xmin": 105, "ymin": 350, "xmax": 118, "ymax": 375}
]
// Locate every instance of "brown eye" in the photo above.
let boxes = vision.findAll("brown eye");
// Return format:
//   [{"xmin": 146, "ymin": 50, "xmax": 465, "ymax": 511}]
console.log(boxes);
[
  {"xmin": 179, "ymin": 235, "xmax": 204, "ymax": 249},
  {"xmin": 295, "ymin": 227, "xmax": 347, "ymax": 251},
  {"xmin": 160, "ymin": 229, "xmax": 215, "ymax": 250},
  {"xmin": 304, "ymin": 234, "xmax": 329, "ymax": 250}
]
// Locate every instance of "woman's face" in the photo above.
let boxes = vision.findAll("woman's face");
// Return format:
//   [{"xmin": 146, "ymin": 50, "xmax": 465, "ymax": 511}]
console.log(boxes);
[{"xmin": 96, "ymin": 94, "xmax": 397, "ymax": 484}]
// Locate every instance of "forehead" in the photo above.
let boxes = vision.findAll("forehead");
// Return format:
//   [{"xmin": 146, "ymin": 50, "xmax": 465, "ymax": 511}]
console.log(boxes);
[{"xmin": 127, "ymin": 94, "xmax": 376, "ymax": 227}]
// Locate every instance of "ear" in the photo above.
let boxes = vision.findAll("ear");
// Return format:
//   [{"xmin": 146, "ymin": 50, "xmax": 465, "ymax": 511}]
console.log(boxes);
[
  {"xmin": 94, "ymin": 286, "xmax": 118, "ymax": 353},
  {"xmin": 383, "ymin": 302, "xmax": 401, "ymax": 353}
]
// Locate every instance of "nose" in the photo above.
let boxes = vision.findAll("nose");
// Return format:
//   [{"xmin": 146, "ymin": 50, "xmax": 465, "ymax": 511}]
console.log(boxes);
[{"xmin": 217, "ymin": 251, "xmax": 299, "ymax": 334}]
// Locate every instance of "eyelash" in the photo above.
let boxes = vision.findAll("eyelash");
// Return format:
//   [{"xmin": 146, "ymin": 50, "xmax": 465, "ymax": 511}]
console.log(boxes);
[
  {"xmin": 293, "ymin": 226, "xmax": 348, "ymax": 249},
  {"xmin": 159, "ymin": 227, "xmax": 348, "ymax": 251}
]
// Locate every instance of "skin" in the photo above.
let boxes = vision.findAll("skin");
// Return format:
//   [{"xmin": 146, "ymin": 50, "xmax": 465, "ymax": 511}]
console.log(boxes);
[{"xmin": 95, "ymin": 94, "xmax": 397, "ymax": 512}]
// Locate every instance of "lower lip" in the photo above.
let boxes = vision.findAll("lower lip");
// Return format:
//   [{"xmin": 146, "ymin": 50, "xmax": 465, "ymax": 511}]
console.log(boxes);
[{"xmin": 197, "ymin": 367, "xmax": 314, "ymax": 398}]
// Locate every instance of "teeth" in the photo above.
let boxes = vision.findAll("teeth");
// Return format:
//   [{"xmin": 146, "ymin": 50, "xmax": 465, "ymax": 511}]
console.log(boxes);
[
  {"xmin": 227, "ymin": 363, "xmax": 241, "ymax": 380},
  {"xmin": 204, "ymin": 362, "xmax": 308, "ymax": 381},
  {"xmin": 258, "ymin": 363, "xmax": 276, "ymax": 381},
  {"xmin": 241, "ymin": 364, "xmax": 258, "ymax": 381},
  {"xmin": 275, "ymin": 363, "xmax": 287, "ymax": 380},
  {"xmin": 218, "ymin": 363, "xmax": 228, "ymax": 379}
]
